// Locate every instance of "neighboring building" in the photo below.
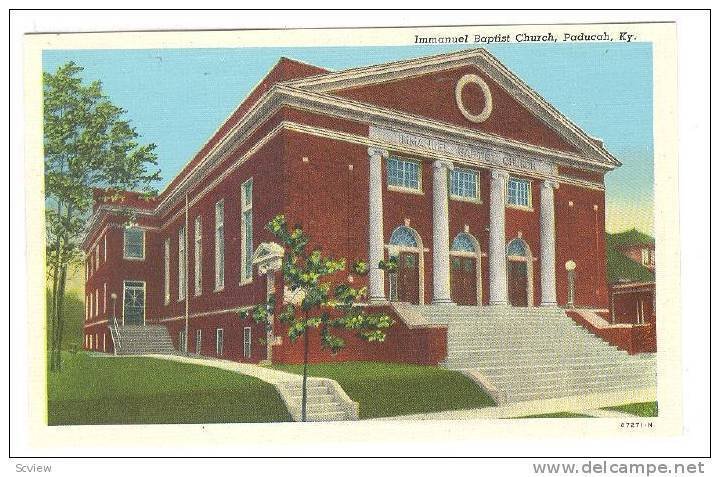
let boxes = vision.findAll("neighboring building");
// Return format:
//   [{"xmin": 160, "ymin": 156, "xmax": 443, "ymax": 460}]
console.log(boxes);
[
  {"xmin": 605, "ymin": 229, "xmax": 656, "ymax": 339},
  {"xmin": 620, "ymin": 242, "xmax": 655, "ymax": 271},
  {"xmin": 81, "ymin": 48, "xmax": 621, "ymax": 363}
]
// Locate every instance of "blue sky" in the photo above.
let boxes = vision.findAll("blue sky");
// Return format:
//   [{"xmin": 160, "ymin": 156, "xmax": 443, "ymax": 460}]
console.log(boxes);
[{"xmin": 43, "ymin": 43, "xmax": 654, "ymax": 234}]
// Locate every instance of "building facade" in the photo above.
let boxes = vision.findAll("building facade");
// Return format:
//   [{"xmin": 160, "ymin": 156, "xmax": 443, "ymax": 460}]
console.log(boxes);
[{"xmin": 82, "ymin": 49, "xmax": 620, "ymax": 363}]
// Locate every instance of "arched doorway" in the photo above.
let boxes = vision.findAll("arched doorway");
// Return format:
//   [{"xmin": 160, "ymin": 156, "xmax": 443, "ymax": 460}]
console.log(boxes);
[
  {"xmin": 387, "ymin": 225, "xmax": 424, "ymax": 305},
  {"xmin": 507, "ymin": 238, "xmax": 533, "ymax": 307},
  {"xmin": 450, "ymin": 232, "xmax": 482, "ymax": 305}
]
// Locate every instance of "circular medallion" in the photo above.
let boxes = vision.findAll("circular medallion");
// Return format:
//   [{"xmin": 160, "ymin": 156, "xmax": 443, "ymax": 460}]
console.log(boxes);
[{"xmin": 455, "ymin": 74, "xmax": 493, "ymax": 123}]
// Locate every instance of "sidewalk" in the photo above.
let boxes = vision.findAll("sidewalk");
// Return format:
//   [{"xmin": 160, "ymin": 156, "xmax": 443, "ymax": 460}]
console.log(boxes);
[
  {"xmin": 372, "ymin": 387, "xmax": 656, "ymax": 420},
  {"xmin": 144, "ymin": 354, "xmax": 359, "ymax": 421}
]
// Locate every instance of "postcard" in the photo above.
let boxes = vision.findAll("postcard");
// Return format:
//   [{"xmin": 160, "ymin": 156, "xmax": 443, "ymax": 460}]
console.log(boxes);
[{"xmin": 21, "ymin": 20, "xmax": 684, "ymax": 455}]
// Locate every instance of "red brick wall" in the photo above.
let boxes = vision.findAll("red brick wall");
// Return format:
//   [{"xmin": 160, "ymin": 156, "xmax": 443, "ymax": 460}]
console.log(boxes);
[{"xmin": 554, "ymin": 184, "xmax": 608, "ymax": 308}]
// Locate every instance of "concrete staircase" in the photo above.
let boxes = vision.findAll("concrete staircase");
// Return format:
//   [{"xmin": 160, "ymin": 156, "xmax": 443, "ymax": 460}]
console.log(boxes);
[
  {"xmin": 279, "ymin": 379, "xmax": 359, "ymax": 422},
  {"xmin": 111, "ymin": 325, "xmax": 177, "ymax": 356},
  {"xmin": 405, "ymin": 305, "xmax": 656, "ymax": 404}
]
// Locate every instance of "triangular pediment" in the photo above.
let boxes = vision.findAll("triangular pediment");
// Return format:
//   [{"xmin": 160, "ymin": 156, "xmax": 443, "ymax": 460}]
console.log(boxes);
[{"xmin": 284, "ymin": 49, "xmax": 619, "ymax": 167}]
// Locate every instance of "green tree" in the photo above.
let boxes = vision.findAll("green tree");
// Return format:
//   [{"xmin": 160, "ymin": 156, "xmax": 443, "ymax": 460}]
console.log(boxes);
[
  {"xmin": 44, "ymin": 62, "xmax": 160, "ymax": 371},
  {"xmin": 244, "ymin": 215, "xmax": 394, "ymax": 421}
]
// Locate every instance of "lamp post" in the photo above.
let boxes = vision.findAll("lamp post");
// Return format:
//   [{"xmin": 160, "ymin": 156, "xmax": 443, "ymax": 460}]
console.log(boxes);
[
  {"xmin": 565, "ymin": 261, "xmax": 576, "ymax": 308},
  {"xmin": 110, "ymin": 293, "xmax": 118, "ymax": 324}
]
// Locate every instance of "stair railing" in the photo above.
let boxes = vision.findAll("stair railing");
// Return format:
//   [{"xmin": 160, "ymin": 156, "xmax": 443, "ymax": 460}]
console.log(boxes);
[{"xmin": 110, "ymin": 314, "xmax": 123, "ymax": 354}]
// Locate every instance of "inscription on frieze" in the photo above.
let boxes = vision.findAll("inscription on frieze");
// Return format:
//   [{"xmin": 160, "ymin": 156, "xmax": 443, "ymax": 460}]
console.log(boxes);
[{"xmin": 370, "ymin": 125, "xmax": 556, "ymax": 176}]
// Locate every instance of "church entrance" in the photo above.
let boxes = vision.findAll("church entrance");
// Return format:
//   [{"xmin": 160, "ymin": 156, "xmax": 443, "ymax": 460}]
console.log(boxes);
[
  {"xmin": 507, "ymin": 238, "xmax": 532, "ymax": 307},
  {"xmin": 449, "ymin": 232, "xmax": 481, "ymax": 306}
]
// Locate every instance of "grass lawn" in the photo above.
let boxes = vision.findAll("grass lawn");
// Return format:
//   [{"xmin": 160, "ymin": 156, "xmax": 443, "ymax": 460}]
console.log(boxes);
[
  {"xmin": 47, "ymin": 352, "xmax": 291, "ymax": 425},
  {"xmin": 603, "ymin": 401, "xmax": 658, "ymax": 417},
  {"xmin": 272, "ymin": 361, "xmax": 495, "ymax": 419},
  {"xmin": 513, "ymin": 412, "xmax": 594, "ymax": 418}
]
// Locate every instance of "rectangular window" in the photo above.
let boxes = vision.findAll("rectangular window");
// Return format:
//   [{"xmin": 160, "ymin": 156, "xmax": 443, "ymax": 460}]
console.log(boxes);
[
  {"xmin": 387, "ymin": 156, "xmax": 421, "ymax": 191},
  {"xmin": 89, "ymin": 292, "xmax": 93, "ymax": 318},
  {"xmin": 216, "ymin": 328, "xmax": 224, "ymax": 356},
  {"xmin": 195, "ymin": 329, "xmax": 202, "ymax": 354},
  {"xmin": 103, "ymin": 282, "xmax": 107, "ymax": 314},
  {"xmin": 96, "ymin": 289, "xmax": 99, "ymax": 316},
  {"xmin": 641, "ymin": 248, "xmax": 650, "ymax": 266},
  {"xmin": 215, "ymin": 200, "xmax": 225, "ymax": 290},
  {"xmin": 103, "ymin": 234, "xmax": 107, "ymax": 262},
  {"xmin": 241, "ymin": 178, "xmax": 253, "ymax": 283},
  {"xmin": 194, "ymin": 216, "xmax": 202, "ymax": 296},
  {"xmin": 507, "ymin": 177, "xmax": 532, "ymax": 208},
  {"xmin": 164, "ymin": 238, "xmax": 170, "ymax": 304},
  {"xmin": 178, "ymin": 330, "xmax": 186, "ymax": 352},
  {"xmin": 85, "ymin": 295, "xmax": 89, "ymax": 321},
  {"xmin": 123, "ymin": 227, "xmax": 145, "ymax": 260},
  {"xmin": 95, "ymin": 245, "xmax": 100, "ymax": 270},
  {"xmin": 178, "ymin": 226, "xmax": 186, "ymax": 300},
  {"xmin": 122, "ymin": 280, "xmax": 145, "ymax": 326},
  {"xmin": 450, "ymin": 167, "xmax": 480, "ymax": 201},
  {"xmin": 243, "ymin": 327, "xmax": 252, "ymax": 359}
]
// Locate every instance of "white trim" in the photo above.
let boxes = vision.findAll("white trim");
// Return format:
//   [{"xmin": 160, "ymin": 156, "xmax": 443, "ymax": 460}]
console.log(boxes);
[
  {"xmin": 387, "ymin": 225, "xmax": 425, "ymax": 305},
  {"xmin": 214, "ymin": 199, "xmax": 225, "ymax": 291},
  {"xmin": 240, "ymin": 177, "xmax": 254, "ymax": 285},
  {"xmin": 386, "ymin": 155, "xmax": 422, "ymax": 192},
  {"xmin": 455, "ymin": 74, "xmax": 493, "ymax": 123},
  {"xmin": 506, "ymin": 238, "xmax": 534, "ymax": 307},
  {"xmin": 450, "ymin": 231, "xmax": 483, "ymax": 305},
  {"xmin": 123, "ymin": 227, "xmax": 146, "ymax": 261},
  {"xmin": 178, "ymin": 225, "xmax": 187, "ymax": 301},
  {"xmin": 195, "ymin": 329, "xmax": 202, "ymax": 355},
  {"xmin": 449, "ymin": 166, "xmax": 481, "ymax": 203},
  {"xmin": 163, "ymin": 238, "xmax": 171, "ymax": 305},
  {"xmin": 194, "ymin": 215, "xmax": 203, "ymax": 296},
  {"xmin": 243, "ymin": 326, "xmax": 252, "ymax": 359},
  {"xmin": 122, "ymin": 280, "xmax": 146, "ymax": 326},
  {"xmin": 507, "ymin": 176, "xmax": 533, "ymax": 209},
  {"xmin": 216, "ymin": 328, "xmax": 224, "ymax": 356}
]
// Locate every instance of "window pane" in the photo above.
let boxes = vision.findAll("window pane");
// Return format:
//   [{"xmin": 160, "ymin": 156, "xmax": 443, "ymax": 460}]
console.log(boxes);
[
  {"xmin": 243, "ymin": 209, "xmax": 253, "ymax": 279},
  {"xmin": 451, "ymin": 168, "xmax": 478, "ymax": 199},
  {"xmin": 389, "ymin": 226, "xmax": 418, "ymax": 247},
  {"xmin": 124, "ymin": 228, "xmax": 144, "ymax": 258},
  {"xmin": 507, "ymin": 178, "xmax": 530, "ymax": 207},
  {"xmin": 387, "ymin": 157, "xmax": 420, "ymax": 190},
  {"xmin": 451, "ymin": 233, "xmax": 476, "ymax": 252}
]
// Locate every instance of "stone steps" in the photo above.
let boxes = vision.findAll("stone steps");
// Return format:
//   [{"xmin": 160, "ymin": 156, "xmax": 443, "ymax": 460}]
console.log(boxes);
[
  {"xmin": 401, "ymin": 305, "xmax": 656, "ymax": 404},
  {"xmin": 280, "ymin": 381, "xmax": 354, "ymax": 422},
  {"xmin": 112, "ymin": 325, "xmax": 177, "ymax": 356}
]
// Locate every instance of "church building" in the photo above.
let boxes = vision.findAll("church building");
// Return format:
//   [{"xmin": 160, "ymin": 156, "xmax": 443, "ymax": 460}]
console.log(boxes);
[{"xmin": 81, "ymin": 49, "xmax": 620, "ymax": 364}]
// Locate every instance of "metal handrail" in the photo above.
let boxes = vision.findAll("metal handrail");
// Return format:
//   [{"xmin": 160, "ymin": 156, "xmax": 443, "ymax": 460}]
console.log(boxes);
[{"xmin": 111, "ymin": 314, "xmax": 123, "ymax": 352}]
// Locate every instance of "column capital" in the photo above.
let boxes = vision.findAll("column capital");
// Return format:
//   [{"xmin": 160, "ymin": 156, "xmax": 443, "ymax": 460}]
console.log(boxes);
[
  {"xmin": 542, "ymin": 179, "xmax": 560, "ymax": 190},
  {"xmin": 491, "ymin": 169, "xmax": 510, "ymax": 181},
  {"xmin": 368, "ymin": 147, "xmax": 389, "ymax": 159},
  {"xmin": 433, "ymin": 159, "xmax": 454, "ymax": 171}
]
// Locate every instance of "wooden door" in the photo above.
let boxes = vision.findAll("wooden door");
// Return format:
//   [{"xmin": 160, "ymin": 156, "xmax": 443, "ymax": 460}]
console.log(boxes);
[
  {"xmin": 397, "ymin": 251, "xmax": 420, "ymax": 304},
  {"xmin": 507, "ymin": 261, "xmax": 528, "ymax": 307},
  {"xmin": 451, "ymin": 256, "xmax": 477, "ymax": 305}
]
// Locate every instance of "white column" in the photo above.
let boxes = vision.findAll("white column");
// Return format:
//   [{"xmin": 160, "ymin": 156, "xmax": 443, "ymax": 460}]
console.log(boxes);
[
  {"xmin": 432, "ymin": 159, "xmax": 454, "ymax": 305},
  {"xmin": 368, "ymin": 147, "xmax": 388, "ymax": 303},
  {"xmin": 540, "ymin": 180, "xmax": 559, "ymax": 306},
  {"xmin": 489, "ymin": 170, "xmax": 509, "ymax": 306}
]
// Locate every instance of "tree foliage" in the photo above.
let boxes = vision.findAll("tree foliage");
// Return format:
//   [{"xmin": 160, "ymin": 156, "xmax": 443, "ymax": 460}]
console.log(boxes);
[
  {"xmin": 44, "ymin": 62, "xmax": 160, "ymax": 371},
  {"xmin": 243, "ymin": 215, "xmax": 394, "ymax": 420}
]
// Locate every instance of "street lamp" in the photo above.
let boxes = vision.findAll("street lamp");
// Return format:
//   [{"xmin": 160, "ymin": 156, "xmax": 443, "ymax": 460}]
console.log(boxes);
[
  {"xmin": 565, "ymin": 261, "xmax": 576, "ymax": 308},
  {"xmin": 110, "ymin": 293, "xmax": 118, "ymax": 325}
]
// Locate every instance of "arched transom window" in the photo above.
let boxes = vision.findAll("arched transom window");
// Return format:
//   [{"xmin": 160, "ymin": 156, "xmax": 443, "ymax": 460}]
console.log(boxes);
[
  {"xmin": 507, "ymin": 238, "xmax": 529, "ymax": 257},
  {"xmin": 389, "ymin": 226, "xmax": 418, "ymax": 248},
  {"xmin": 451, "ymin": 233, "xmax": 476, "ymax": 253}
]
